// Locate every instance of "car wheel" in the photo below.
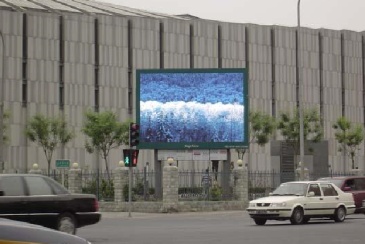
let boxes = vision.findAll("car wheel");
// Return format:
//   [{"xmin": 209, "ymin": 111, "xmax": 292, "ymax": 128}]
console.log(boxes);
[
  {"xmin": 290, "ymin": 207, "xmax": 304, "ymax": 225},
  {"xmin": 303, "ymin": 217, "xmax": 310, "ymax": 224},
  {"xmin": 57, "ymin": 213, "xmax": 77, "ymax": 234},
  {"xmin": 253, "ymin": 218, "xmax": 267, "ymax": 225},
  {"xmin": 334, "ymin": 206, "xmax": 346, "ymax": 222}
]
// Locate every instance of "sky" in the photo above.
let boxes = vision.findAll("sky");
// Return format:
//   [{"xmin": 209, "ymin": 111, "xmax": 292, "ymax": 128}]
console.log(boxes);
[{"xmin": 98, "ymin": 0, "xmax": 365, "ymax": 32}]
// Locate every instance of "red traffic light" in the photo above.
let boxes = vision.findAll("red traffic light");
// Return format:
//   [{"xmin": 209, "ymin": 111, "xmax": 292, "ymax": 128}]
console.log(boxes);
[
  {"xmin": 129, "ymin": 123, "xmax": 140, "ymax": 147},
  {"xmin": 130, "ymin": 123, "xmax": 140, "ymax": 131}
]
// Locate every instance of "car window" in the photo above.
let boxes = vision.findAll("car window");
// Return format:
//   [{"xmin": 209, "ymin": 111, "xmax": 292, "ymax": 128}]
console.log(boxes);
[
  {"xmin": 344, "ymin": 179, "xmax": 356, "ymax": 190},
  {"xmin": 354, "ymin": 178, "xmax": 365, "ymax": 191},
  {"xmin": 320, "ymin": 184, "xmax": 338, "ymax": 196},
  {"xmin": 24, "ymin": 176, "xmax": 54, "ymax": 196},
  {"xmin": 308, "ymin": 184, "xmax": 321, "ymax": 196},
  {"xmin": 1, "ymin": 177, "xmax": 25, "ymax": 196},
  {"xmin": 43, "ymin": 177, "xmax": 69, "ymax": 195}
]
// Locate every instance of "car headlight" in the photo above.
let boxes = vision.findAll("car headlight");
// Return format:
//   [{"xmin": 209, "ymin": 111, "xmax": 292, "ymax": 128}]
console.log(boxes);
[
  {"xmin": 249, "ymin": 202, "xmax": 256, "ymax": 208},
  {"xmin": 270, "ymin": 202, "xmax": 287, "ymax": 207}
]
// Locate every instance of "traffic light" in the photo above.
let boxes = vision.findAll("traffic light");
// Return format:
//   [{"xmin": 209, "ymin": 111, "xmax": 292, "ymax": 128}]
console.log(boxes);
[
  {"xmin": 129, "ymin": 123, "xmax": 140, "ymax": 147},
  {"xmin": 123, "ymin": 149, "xmax": 131, "ymax": 167},
  {"xmin": 131, "ymin": 149, "xmax": 139, "ymax": 167},
  {"xmin": 123, "ymin": 149, "xmax": 139, "ymax": 167}
]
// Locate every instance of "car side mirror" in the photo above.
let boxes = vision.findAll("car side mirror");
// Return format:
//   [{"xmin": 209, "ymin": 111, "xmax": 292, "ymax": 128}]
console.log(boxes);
[
  {"xmin": 307, "ymin": 191, "xmax": 315, "ymax": 197},
  {"xmin": 0, "ymin": 191, "xmax": 4, "ymax": 196},
  {"xmin": 343, "ymin": 186, "xmax": 351, "ymax": 191},
  {"xmin": 269, "ymin": 192, "xmax": 273, "ymax": 196}
]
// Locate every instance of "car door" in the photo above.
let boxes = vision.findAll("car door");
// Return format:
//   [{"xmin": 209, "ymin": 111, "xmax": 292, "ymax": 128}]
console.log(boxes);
[
  {"xmin": 353, "ymin": 178, "xmax": 365, "ymax": 211},
  {"xmin": 23, "ymin": 175, "xmax": 59, "ymax": 228},
  {"xmin": 0, "ymin": 176, "xmax": 29, "ymax": 222},
  {"xmin": 305, "ymin": 183, "xmax": 324, "ymax": 215},
  {"xmin": 320, "ymin": 183, "xmax": 339, "ymax": 215}
]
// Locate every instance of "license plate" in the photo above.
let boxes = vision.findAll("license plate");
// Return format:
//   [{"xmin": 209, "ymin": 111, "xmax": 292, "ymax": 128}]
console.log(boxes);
[{"xmin": 257, "ymin": 210, "xmax": 267, "ymax": 214}]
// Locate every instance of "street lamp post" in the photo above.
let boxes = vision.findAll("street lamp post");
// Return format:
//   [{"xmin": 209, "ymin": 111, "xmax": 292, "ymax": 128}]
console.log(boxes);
[
  {"xmin": 0, "ymin": 30, "xmax": 5, "ymax": 172},
  {"xmin": 297, "ymin": 0, "xmax": 305, "ymax": 180}
]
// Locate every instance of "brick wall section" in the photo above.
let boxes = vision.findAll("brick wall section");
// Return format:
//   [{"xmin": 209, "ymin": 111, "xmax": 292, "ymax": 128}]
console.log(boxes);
[
  {"xmin": 161, "ymin": 165, "xmax": 179, "ymax": 212},
  {"xmin": 68, "ymin": 167, "xmax": 82, "ymax": 194},
  {"xmin": 232, "ymin": 166, "xmax": 248, "ymax": 202},
  {"xmin": 29, "ymin": 169, "xmax": 42, "ymax": 174},
  {"xmin": 113, "ymin": 166, "xmax": 129, "ymax": 202},
  {"xmin": 99, "ymin": 201, "xmax": 247, "ymax": 212}
]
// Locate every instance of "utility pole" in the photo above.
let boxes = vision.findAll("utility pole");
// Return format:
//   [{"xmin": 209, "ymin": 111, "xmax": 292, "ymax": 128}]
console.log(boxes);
[
  {"xmin": 297, "ymin": 0, "xmax": 305, "ymax": 180},
  {"xmin": 0, "ymin": 30, "xmax": 5, "ymax": 172}
]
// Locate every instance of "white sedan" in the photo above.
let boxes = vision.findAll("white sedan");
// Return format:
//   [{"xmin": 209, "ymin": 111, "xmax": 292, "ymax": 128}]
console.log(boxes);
[{"xmin": 246, "ymin": 181, "xmax": 355, "ymax": 225}]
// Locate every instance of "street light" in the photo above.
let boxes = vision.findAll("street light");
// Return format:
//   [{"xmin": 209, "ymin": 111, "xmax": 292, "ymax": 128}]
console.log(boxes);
[
  {"xmin": 297, "ymin": 0, "xmax": 305, "ymax": 180},
  {"xmin": 0, "ymin": 30, "xmax": 5, "ymax": 172}
]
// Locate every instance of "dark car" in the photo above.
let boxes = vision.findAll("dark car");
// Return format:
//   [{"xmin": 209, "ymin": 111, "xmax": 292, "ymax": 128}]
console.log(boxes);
[
  {"xmin": 318, "ymin": 176, "xmax": 365, "ymax": 213},
  {"xmin": 0, "ymin": 218, "xmax": 91, "ymax": 244},
  {"xmin": 0, "ymin": 174, "xmax": 101, "ymax": 234}
]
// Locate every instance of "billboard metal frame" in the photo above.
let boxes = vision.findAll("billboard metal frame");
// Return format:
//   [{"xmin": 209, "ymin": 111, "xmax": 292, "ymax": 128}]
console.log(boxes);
[{"xmin": 136, "ymin": 68, "xmax": 249, "ymax": 150}]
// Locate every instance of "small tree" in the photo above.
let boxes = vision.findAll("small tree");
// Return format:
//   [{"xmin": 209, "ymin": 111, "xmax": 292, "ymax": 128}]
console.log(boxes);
[
  {"xmin": 278, "ymin": 107, "xmax": 323, "ymax": 165},
  {"xmin": 333, "ymin": 116, "xmax": 364, "ymax": 169},
  {"xmin": 25, "ymin": 114, "xmax": 74, "ymax": 176},
  {"xmin": 1, "ymin": 110, "xmax": 10, "ymax": 143},
  {"xmin": 235, "ymin": 111, "xmax": 277, "ymax": 160},
  {"xmin": 82, "ymin": 110, "xmax": 130, "ymax": 181}
]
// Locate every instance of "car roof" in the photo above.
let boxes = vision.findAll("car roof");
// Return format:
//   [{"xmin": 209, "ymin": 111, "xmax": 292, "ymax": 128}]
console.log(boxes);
[
  {"xmin": 0, "ymin": 174, "xmax": 46, "ymax": 177},
  {"xmin": 282, "ymin": 181, "xmax": 329, "ymax": 184},
  {"xmin": 318, "ymin": 176, "xmax": 364, "ymax": 180}
]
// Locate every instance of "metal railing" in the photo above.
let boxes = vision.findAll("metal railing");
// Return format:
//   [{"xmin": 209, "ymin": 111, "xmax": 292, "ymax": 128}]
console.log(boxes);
[{"xmin": 31, "ymin": 169, "xmax": 358, "ymax": 202}]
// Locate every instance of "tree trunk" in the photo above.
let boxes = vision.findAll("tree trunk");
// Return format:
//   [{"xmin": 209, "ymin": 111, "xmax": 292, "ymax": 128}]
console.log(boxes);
[
  {"xmin": 47, "ymin": 159, "xmax": 51, "ymax": 177},
  {"xmin": 104, "ymin": 155, "xmax": 111, "ymax": 181}
]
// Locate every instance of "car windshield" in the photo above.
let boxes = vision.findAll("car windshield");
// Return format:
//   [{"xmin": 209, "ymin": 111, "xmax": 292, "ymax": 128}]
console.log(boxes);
[{"xmin": 272, "ymin": 183, "xmax": 308, "ymax": 196}]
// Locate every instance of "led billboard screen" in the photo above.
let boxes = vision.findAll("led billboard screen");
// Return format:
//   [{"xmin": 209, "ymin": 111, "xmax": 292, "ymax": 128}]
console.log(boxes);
[{"xmin": 136, "ymin": 68, "xmax": 248, "ymax": 149}]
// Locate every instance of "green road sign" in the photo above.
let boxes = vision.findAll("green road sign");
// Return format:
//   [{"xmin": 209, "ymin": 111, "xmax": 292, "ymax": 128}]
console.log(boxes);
[{"xmin": 55, "ymin": 159, "xmax": 70, "ymax": 168}]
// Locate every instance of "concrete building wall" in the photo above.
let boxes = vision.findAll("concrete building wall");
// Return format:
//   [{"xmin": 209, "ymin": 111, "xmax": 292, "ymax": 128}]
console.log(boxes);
[
  {"xmin": 341, "ymin": 30, "xmax": 364, "ymax": 171},
  {"xmin": 25, "ymin": 12, "xmax": 60, "ymax": 171},
  {"xmin": 1, "ymin": 11, "xmax": 23, "ymax": 171},
  {"xmin": 220, "ymin": 22, "xmax": 246, "ymax": 69},
  {"xmin": 163, "ymin": 19, "xmax": 190, "ymax": 68},
  {"xmin": 1, "ymin": 7, "xmax": 365, "ymax": 173}
]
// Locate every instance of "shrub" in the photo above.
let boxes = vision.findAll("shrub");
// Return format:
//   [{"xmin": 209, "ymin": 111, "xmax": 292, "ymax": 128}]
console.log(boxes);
[
  {"xmin": 82, "ymin": 178, "xmax": 114, "ymax": 201},
  {"xmin": 210, "ymin": 185, "xmax": 222, "ymax": 201}
]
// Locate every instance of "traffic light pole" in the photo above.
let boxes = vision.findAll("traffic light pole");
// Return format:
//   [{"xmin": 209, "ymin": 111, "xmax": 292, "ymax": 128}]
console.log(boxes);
[
  {"xmin": 128, "ymin": 166, "xmax": 132, "ymax": 218},
  {"xmin": 127, "ymin": 122, "xmax": 140, "ymax": 218}
]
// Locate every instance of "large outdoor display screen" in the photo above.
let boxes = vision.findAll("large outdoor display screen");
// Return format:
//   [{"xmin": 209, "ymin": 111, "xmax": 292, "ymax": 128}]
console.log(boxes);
[{"xmin": 136, "ymin": 68, "xmax": 248, "ymax": 149}]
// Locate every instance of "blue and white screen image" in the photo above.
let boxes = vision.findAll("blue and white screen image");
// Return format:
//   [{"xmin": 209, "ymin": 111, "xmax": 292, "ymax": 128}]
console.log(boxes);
[{"xmin": 138, "ymin": 70, "xmax": 245, "ymax": 146}]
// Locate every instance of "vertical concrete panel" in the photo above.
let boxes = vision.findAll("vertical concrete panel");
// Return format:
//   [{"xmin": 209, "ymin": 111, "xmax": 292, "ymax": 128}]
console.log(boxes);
[{"xmin": 273, "ymin": 26, "xmax": 297, "ymax": 114}]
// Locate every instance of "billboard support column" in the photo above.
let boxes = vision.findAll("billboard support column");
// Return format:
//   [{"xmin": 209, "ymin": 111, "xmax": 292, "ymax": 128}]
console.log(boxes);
[
  {"xmin": 221, "ymin": 149, "xmax": 231, "ymax": 200},
  {"xmin": 154, "ymin": 149, "xmax": 163, "ymax": 199}
]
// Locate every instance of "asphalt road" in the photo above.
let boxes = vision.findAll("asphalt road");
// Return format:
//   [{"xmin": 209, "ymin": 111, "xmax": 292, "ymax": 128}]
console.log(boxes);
[{"xmin": 78, "ymin": 211, "xmax": 365, "ymax": 244}]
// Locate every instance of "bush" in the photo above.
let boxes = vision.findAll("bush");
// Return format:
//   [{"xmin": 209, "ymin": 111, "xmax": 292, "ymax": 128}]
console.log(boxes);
[
  {"xmin": 101, "ymin": 179, "xmax": 114, "ymax": 200},
  {"xmin": 210, "ymin": 185, "xmax": 222, "ymax": 201},
  {"xmin": 123, "ymin": 184, "xmax": 136, "ymax": 202},
  {"xmin": 82, "ymin": 178, "xmax": 114, "ymax": 201}
]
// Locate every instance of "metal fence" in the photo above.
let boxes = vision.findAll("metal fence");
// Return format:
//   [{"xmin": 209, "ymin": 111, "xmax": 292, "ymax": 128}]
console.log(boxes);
[
  {"xmin": 41, "ymin": 169, "xmax": 358, "ymax": 202},
  {"xmin": 178, "ymin": 170, "xmax": 234, "ymax": 201}
]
